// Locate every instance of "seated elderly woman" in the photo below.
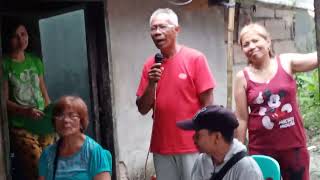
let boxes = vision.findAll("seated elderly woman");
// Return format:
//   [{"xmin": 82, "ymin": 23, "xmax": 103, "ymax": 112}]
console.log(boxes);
[{"xmin": 38, "ymin": 96, "xmax": 112, "ymax": 180}]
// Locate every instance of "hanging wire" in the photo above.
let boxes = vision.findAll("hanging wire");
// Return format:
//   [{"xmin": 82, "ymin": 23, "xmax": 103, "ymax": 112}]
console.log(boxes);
[{"xmin": 167, "ymin": 0, "xmax": 193, "ymax": 6}]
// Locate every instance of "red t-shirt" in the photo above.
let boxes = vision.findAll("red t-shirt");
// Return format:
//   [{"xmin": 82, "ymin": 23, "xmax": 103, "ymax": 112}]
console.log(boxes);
[
  {"xmin": 136, "ymin": 46, "xmax": 216, "ymax": 154},
  {"xmin": 244, "ymin": 56, "xmax": 306, "ymax": 151}
]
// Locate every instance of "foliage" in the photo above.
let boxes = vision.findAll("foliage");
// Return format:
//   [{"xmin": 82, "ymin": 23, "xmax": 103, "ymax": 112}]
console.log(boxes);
[{"xmin": 296, "ymin": 69, "xmax": 320, "ymax": 133}]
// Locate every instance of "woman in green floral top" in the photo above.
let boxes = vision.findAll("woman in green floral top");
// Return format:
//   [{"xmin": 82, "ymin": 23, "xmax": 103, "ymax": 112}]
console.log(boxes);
[{"xmin": 2, "ymin": 20, "xmax": 54, "ymax": 180}]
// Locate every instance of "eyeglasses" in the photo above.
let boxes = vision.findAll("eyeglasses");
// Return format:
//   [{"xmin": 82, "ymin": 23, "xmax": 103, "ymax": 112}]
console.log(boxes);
[
  {"xmin": 150, "ymin": 24, "xmax": 175, "ymax": 33},
  {"xmin": 54, "ymin": 112, "xmax": 80, "ymax": 121}
]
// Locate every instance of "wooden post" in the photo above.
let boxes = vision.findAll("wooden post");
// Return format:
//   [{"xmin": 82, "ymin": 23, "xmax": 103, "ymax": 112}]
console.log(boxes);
[
  {"xmin": 0, "ymin": 17, "xmax": 10, "ymax": 180},
  {"xmin": 226, "ymin": 0, "xmax": 235, "ymax": 109},
  {"xmin": 315, "ymin": 0, "xmax": 320, "ymax": 100}
]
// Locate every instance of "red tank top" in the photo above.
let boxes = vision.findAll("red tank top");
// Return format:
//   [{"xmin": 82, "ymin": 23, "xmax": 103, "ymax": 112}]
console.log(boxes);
[{"xmin": 244, "ymin": 56, "xmax": 306, "ymax": 150}]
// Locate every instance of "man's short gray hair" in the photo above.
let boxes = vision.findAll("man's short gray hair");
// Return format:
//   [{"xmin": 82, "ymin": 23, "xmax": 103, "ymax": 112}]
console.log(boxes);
[{"xmin": 149, "ymin": 8, "xmax": 179, "ymax": 26}]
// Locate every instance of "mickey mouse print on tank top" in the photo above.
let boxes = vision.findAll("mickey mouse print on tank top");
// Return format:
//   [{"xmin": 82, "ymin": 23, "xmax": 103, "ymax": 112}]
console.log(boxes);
[{"xmin": 244, "ymin": 56, "xmax": 306, "ymax": 150}]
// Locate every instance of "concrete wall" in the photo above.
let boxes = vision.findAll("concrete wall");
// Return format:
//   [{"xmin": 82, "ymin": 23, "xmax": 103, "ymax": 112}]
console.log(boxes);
[
  {"xmin": 106, "ymin": 1, "xmax": 226, "ymax": 179},
  {"xmin": 256, "ymin": 0, "xmax": 314, "ymax": 10}
]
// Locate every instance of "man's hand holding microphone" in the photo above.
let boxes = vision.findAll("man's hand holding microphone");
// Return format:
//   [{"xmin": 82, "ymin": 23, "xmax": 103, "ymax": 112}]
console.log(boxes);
[
  {"xmin": 136, "ymin": 53, "xmax": 164, "ymax": 115},
  {"xmin": 148, "ymin": 53, "xmax": 164, "ymax": 87}
]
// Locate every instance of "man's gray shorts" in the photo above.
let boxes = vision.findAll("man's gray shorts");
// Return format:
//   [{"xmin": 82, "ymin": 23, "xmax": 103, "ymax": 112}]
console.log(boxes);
[{"xmin": 153, "ymin": 152, "xmax": 198, "ymax": 180}]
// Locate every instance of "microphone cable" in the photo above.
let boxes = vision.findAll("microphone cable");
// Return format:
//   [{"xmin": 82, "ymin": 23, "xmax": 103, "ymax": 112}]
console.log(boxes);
[
  {"xmin": 144, "ymin": 53, "xmax": 163, "ymax": 180},
  {"xmin": 144, "ymin": 86, "xmax": 158, "ymax": 180}
]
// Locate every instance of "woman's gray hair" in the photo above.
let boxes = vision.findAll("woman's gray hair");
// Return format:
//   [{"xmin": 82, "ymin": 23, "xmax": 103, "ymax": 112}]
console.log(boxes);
[{"xmin": 149, "ymin": 8, "xmax": 179, "ymax": 26}]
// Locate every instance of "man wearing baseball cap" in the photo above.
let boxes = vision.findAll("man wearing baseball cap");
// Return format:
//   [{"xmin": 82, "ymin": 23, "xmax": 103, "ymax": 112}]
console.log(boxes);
[{"xmin": 177, "ymin": 105, "xmax": 263, "ymax": 180}]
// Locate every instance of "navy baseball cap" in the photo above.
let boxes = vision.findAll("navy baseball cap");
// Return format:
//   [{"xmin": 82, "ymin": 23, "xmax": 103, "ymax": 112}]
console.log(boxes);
[{"xmin": 176, "ymin": 105, "xmax": 239, "ymax": 132}]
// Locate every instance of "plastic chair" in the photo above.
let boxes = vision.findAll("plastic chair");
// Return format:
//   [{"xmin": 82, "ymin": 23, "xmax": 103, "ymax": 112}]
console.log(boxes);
[{"xmin": 252, "ymin": 155, "xmax": 281, "ymax": 180}]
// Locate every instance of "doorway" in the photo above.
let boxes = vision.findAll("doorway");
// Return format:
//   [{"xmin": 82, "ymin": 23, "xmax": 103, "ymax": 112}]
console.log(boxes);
[{"xmin": 0, "ymin": 1, "xmax": 115, "ymax": 179}]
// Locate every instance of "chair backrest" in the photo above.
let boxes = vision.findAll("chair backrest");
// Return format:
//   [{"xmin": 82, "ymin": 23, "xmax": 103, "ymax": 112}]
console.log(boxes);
[{"xmin": 252, "ymin": 155, "xmax": 281, "ymax": 180}]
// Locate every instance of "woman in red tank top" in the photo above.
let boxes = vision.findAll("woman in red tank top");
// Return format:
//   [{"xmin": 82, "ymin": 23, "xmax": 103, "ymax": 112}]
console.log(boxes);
[{"xmin": 234, "ymin": 23, "xmax": 318, "ymax": 180}]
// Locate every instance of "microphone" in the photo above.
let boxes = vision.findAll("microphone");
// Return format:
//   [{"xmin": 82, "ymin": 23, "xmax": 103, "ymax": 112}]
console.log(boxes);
[
  {"xmin": 154, "ymin": 53, "xmax": 164, "ymax": 83},
  {"xmin": 155, "ymin": 53, "xmax": 164, "ymax": 64}
]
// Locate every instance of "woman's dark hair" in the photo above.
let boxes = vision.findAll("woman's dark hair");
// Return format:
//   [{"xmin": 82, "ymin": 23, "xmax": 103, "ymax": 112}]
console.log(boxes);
[{"xmin": 1, "ymin": 17, "xmax": 29, "ymax": 54}]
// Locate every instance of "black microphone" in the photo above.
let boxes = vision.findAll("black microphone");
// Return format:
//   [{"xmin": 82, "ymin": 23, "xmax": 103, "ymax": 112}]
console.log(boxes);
[{"xmin": 155, "ymin": 53, "xmax": 164, "ymax": 64}]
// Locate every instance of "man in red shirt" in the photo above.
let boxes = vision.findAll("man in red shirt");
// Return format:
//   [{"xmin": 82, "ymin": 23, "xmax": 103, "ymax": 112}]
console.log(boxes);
[{"xmin": 136, "ymin": 8, "xmax": 216, "ymax": 180}]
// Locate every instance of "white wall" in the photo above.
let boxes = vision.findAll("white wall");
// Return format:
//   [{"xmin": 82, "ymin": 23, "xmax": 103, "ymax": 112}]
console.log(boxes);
[{"xmin": 106, "ymin": 1, "xmax": 227, "ymax": 179}]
